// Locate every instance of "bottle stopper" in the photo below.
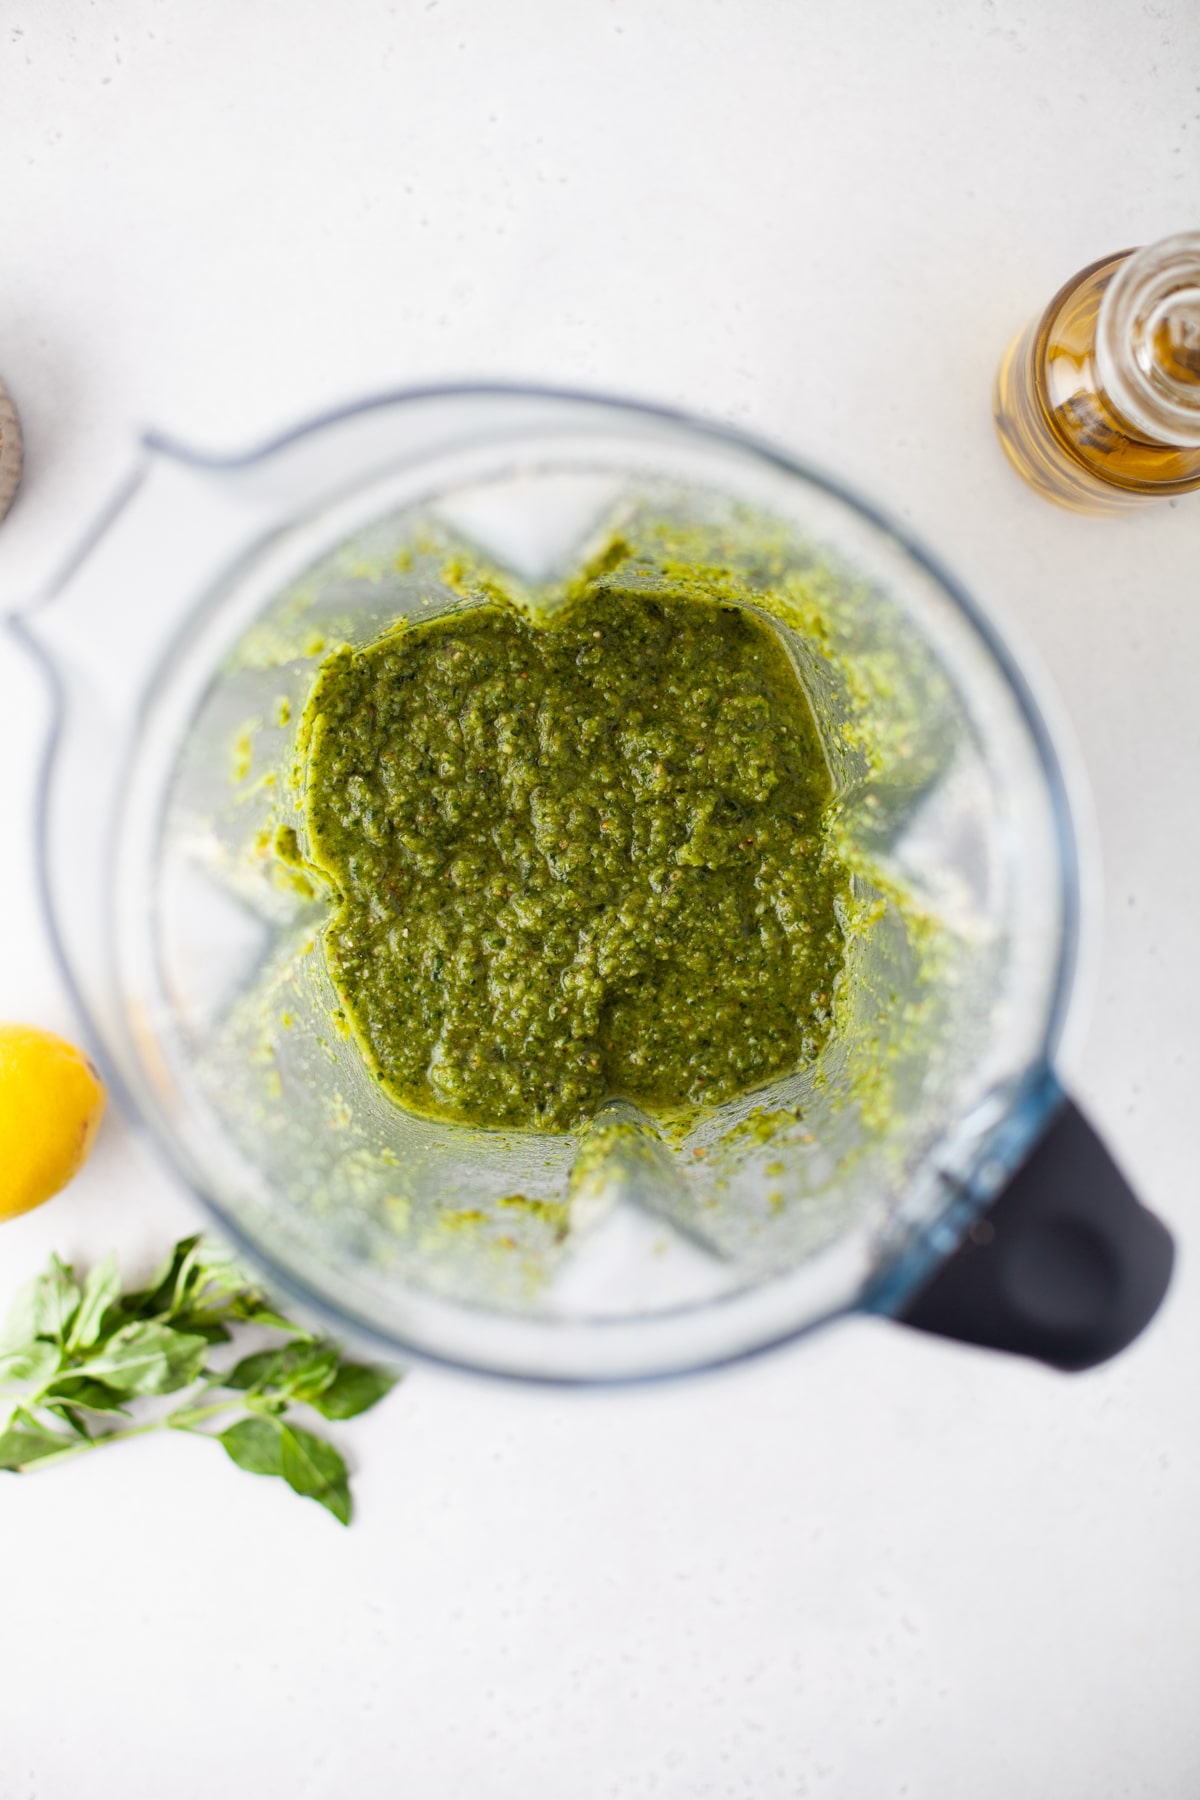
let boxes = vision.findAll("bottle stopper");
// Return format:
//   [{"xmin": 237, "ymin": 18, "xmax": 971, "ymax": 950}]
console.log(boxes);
[{"xmin": 0, "ymin": 376, "xmax": 23, "ymax": 525}]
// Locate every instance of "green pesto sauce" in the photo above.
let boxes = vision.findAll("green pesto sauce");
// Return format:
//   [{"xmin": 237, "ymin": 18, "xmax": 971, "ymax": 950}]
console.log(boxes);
[{"xmin": 303, "ymin": 584, "xmax": 849, "ymax": 1132}]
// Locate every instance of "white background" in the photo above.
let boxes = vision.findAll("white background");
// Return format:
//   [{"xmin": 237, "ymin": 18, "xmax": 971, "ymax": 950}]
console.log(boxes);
[{"xmin": 2, "ymin": 3, "xmax": 1199, "ymax": 1796}]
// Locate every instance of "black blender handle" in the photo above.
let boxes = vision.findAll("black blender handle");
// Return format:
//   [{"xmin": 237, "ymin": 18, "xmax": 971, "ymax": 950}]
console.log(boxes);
[{"xmin": 898, "ymin": 1097, "xmax": 1174, "ymax": 1371}]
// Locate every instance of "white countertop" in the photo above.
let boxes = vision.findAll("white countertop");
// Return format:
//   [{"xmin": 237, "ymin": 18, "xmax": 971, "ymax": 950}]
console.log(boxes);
[{"xmin": 2, "ymin": 4, "xmax": 1199, "ymax": 1795}]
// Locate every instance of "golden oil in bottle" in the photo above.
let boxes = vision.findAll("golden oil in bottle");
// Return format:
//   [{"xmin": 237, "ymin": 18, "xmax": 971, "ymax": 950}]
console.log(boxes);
[{"xmin": 994, "ymin": 233, "xmax": 1200, "ymax": 513}]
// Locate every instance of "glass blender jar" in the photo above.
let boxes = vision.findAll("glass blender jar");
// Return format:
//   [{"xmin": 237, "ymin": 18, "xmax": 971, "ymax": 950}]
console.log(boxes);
[{"xmin": 11, "ymin": 387, "xmax": 1173, "ymax": 1381}]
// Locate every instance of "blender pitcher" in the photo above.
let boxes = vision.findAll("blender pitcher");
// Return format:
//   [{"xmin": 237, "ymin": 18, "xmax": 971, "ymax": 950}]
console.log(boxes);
[{"xmin": 11, "ymin": 386, "xmax": 1173, "ymax": 1381}]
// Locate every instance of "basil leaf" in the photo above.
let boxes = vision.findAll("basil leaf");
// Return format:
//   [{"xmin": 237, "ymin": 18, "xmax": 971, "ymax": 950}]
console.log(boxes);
[
  {"xmin": 66, "ymin": 1253, "xmax": 121, "ymax": 1352},
  {"xmin": 223, "ymin": 1341, "xmax": 339, "ymax": 1400},
  {"xmin": 168, "ymin": 1241, "xmax": 211, "ymax": 1316},
  {"xmin": 246, "ymin": 1393, "xmax": 288, "ymax": 1416},
  {"xmin": 218, "ymin": 1416, "xmax": 351, "ymax": 1519},
  {"xmin": 227, "ymin": 1294, "xmax": 313, "ymax": 1336},
  {"xmin": 279, "ymin": 1423, "xmax": 351, "ymax": 1524},
  {"xmin": 309, "ymin": 1363, "xmax": 400, "ymax": 1421},
  {"xmin": 122, "ymin": 1235, "xmax": 204, "ymax": 1320},
  {"xmin": 41, "ymin": 1377, "xmax": 131, "ymax": 1416},
  {"xmin": 0, "ymin": 1409, "xmax": 72, "ymax": 1471},
  {"xmin": 165, "ymin": 1316, "xmax": 232, "ymax": 1346},
  {"xmin": 47, "ymin": 1403, "xmax": 92, "ymax": 1440},
  {"xmin": 288, "ymin": 1351, "xmax": 342, "ymax": 1403},
  {"xmin": 0, "ymin": 1280, "xmax": 39, "ymax": 1353},
  {"xmin": 78, "ymin": 1322, "xmax": 209, "ymax": 1397},
  {"xmin": 219, "ymin": 1415, "xmax": 285, "ymax": 1476},
  {"xmin": 0, "ymin": 1342, "xmax": 60, "ymax": 1391},
  {"xmin": 0, "ymin": 1234, "xmax": 385, "ymax": 1523},
  {"xmin": 222, "ymin": 1347, "xmax": 294, "ymax": 1392},
  {"xmin": 33, "ymin": 1257, "xmax": 82, "ymax": 1345},
  {"xmin": 314, "ymin": 1478, "xmax": 352, "ymax": 1526},
  {"xmin": 188, "ymin": 1244, "xmax": 249, "ymax": 1304}
]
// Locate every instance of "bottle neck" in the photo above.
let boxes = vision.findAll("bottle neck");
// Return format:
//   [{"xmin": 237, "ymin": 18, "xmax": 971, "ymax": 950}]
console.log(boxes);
[{"xmin": 1095, "ymin": 232, "xmax": 1200, "ymax": 449}]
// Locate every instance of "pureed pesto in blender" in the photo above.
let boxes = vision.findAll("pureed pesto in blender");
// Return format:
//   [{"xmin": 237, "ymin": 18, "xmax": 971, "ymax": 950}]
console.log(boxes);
[
  {"xmin": 300, "ymin": 555, "xmax": 850, "ymax": 1135},
  {"xmin": 192, "ymin": 496, "xmax": 962, "ymax": 1317}
]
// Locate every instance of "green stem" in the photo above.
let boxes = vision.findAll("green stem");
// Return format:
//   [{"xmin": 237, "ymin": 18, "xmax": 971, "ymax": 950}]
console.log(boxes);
[
  {"xmin": 23, "ymin": 1417, "xmax": 169, "ymax": 1471},
  {"xmin": 19, "ymin": 1395, "xmax": 243, "ymax": 1472},
  {"xmin": 166, "ymin": 1398, "xmax": 243, "ymax": 1431}
]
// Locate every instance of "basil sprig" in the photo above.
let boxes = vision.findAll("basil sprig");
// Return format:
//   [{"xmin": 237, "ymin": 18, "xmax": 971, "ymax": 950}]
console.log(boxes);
[{"xmin": 0, "ymin": 1236, "xmax": 398, "ymax": 1524}]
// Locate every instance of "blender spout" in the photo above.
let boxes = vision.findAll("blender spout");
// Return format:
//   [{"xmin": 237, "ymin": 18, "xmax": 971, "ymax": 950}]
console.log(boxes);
[{"xmin": 5, "ymin": 442, "xmax": 290, "ymax": 700}]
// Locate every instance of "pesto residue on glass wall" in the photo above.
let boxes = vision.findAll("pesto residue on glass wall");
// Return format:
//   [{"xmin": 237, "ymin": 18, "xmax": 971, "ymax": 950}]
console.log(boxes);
[{"xmin": 301, "ymin": 555, "xmax": 851, "ymax": 1132}]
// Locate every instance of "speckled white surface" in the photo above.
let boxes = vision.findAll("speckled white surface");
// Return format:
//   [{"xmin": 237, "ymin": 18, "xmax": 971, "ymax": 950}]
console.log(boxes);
[{"xmin": 1, "ymin": 4, "xmax": 1199, "ymax": 1796}]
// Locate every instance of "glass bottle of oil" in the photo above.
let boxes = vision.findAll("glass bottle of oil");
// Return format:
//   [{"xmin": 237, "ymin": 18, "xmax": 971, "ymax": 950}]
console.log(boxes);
[{"xmin": 994, "ymin": 231, "xmax": 1200, "ymax": 512}]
